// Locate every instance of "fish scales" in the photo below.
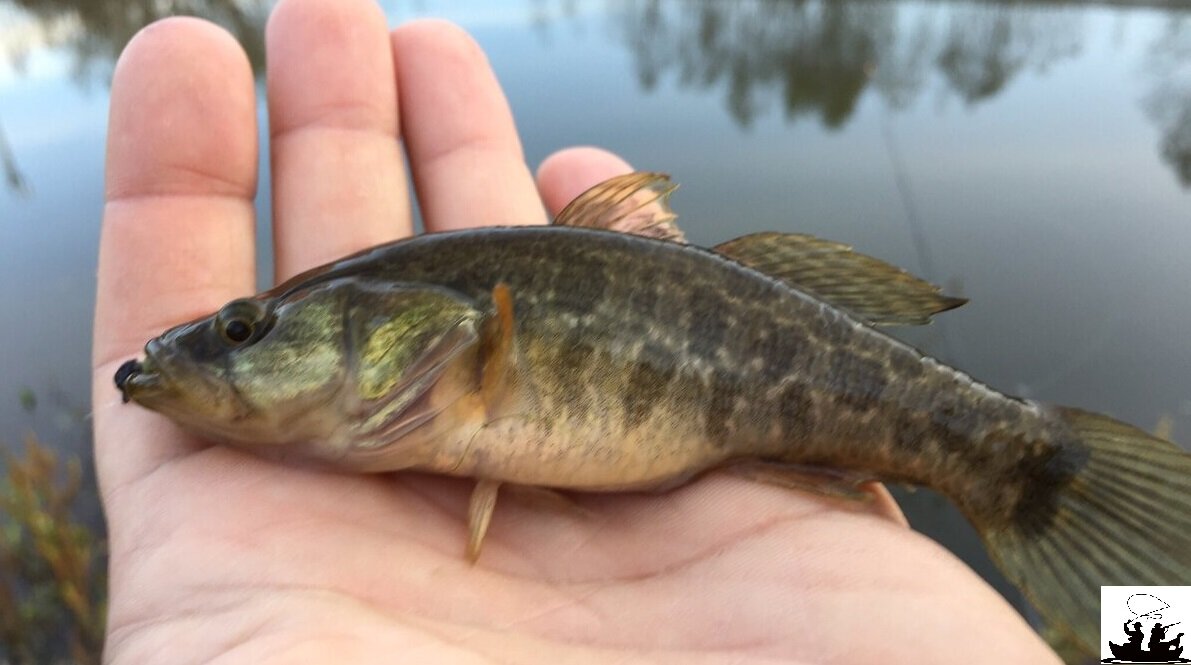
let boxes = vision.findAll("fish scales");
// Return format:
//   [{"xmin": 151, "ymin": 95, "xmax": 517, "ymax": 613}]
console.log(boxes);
[
  {"xmin": 282, "ymin": 226, "xmax": 1075, "ymax": 527},
  {"xmin": 116, "ymin": 173, "xmax": 1191, "ymax": 655}
]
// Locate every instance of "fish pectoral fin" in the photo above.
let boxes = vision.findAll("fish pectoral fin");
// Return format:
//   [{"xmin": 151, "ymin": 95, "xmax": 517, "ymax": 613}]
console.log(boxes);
[
  {"xmin": 725, "ymin": 460, "xmax": 877, "ymax": 502},
  {"xmin": 713, "ymin": 232, "xmax": 966, "ymax": 326},
  {"xmin": 466, "ymin": 479, "xmax": 502, "ymax": 562},
  {"xmin": 479, "ymin": 283, "xmax": 518, "ymax": 419},
  {"xmin": 552, "ymin": 172, "xmax": 687, "ymax": 243}
]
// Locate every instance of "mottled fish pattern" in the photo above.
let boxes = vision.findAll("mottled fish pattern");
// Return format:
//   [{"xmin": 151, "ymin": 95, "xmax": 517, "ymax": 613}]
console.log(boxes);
[{"xmin": 117, "ymin": 173, "xmax": 1191, "ymax": 658}]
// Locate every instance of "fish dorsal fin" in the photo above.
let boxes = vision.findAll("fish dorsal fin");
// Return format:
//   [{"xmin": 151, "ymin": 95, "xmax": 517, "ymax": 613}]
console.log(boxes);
[
  {"xmin": 713, "ymin": 232, "xmax": 966, "ymax": 326},
  {"xmin": 552, "ymin": 172, "xmax": 686, "ymax": 243}
]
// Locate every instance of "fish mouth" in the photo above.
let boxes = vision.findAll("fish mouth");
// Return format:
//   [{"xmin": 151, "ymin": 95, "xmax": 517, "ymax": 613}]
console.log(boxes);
[
  {"xmin": 114, "ymin": 339, "xmax": 176, "ymax": 404},
  {"xmin": 114, "ymin": 356, "xmax": 164, "ymax": 403},
  {"xmin": 114, "ymin": 358, "xmax": 142, "ymax": 401}
]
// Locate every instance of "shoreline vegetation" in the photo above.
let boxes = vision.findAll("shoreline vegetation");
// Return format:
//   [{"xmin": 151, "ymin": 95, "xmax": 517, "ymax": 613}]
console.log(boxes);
[{"xmin": 0, "ymin": 434, "xmax": 105, "ymax": 665}]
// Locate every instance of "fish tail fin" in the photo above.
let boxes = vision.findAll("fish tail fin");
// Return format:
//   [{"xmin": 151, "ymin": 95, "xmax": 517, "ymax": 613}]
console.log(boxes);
[{"xmin": 978, "ymin": 406, "xmax": 1191, "ymax": 654}]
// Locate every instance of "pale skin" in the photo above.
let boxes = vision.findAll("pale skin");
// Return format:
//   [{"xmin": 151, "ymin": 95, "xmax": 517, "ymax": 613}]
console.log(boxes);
[{"xmin": 90, "ymin": 1, "xmax": 1061, "ymax": 663}]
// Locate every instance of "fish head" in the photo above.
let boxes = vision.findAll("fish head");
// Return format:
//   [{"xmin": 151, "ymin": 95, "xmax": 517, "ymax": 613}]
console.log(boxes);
[{"xmin": 116, "ymin": 277, "xmax": 486, "ymax": 467}]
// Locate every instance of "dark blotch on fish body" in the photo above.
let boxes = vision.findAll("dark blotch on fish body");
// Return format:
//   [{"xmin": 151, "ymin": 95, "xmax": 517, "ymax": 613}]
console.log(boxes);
[
  {"xmin": 704, "ymin": 376, "xmax": 740, "ymax": 447},
  {"xmin": 621, "ymin": 347, "xmax": 676, "ymax": 430},
  {"xmin": 827, "ymin": 348, "xmax": 888, "ymax": 412},
  {"xmin": 551, "ymin": 336, "xmax": 596, "ymax": 414},
  {"xmin": 1009, "ymin": 435, "xmax": 1090, "ymax": 539},
  {"xmin": 776, "ymin": 381, "xmax": 816, "ymax": 437}
]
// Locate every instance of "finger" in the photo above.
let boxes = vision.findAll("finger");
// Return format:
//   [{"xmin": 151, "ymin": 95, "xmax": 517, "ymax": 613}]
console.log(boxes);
[
  {"xmin": 267, "ymin": 0, "xmax": 407, "ymax": 281},
  {"xmin": 392, "ymin": 20, "xmax": 543, "ymax": 232},
  {"xmin": 536, "ymin": 146, "xmax": 634, "ymax": 216},
  {"xmin": 93, "ymin": 18, "xmax": 257, "ymax": 477}
]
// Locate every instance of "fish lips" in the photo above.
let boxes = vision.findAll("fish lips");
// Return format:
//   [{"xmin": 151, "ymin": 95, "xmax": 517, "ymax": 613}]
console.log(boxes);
[
  {"xmin": 115, "ymin": 355, "xmax": 166, "ymax": 404},
  {"xmin": 114, "ymin": 359, "xmax": 143, "ymax": 402},
  {"xmin": 113, "ymin": 339, "xmax": 204, "ymax": 405}
]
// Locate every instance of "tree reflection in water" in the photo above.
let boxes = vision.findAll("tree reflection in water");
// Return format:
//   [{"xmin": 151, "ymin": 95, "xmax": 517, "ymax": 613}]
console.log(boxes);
[
  {"xmin": 0, "ymin": 0, "xmax": 1188, "ymax": 184},
  {"xmin": 610, "ymin": 1, "xmax": 895, "ymax": 128},
  {"xmin": 0, "ymin": 0, "xmax": 269, "ymax": 194},
  {"xmin": 935, "ymin": 4, "xmax": 1081, "ymax": 103},
  {"xmin": 610, "ymin": 0, "xmax": 1191, "ymax": 190},
  {"xmin": 1, "ymin": 0, "xmax": 268, "ymax": 83},
  {"xmin": 610, "ymin": 1, "xmax": 1084, "ymax": 125},
  {"xmin": 1144, "ymin": 14, "xmax": 1191, "ymax": 187},
  {"xmin": 0, "ymin": 117, "xmax": 29, "ymax": 197}
]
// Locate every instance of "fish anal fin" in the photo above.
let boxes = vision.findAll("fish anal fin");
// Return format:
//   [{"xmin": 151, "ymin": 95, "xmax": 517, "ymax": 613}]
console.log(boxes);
[
  {"xmin": 714, "ymin": 232, "xmax": 965, "ymax": 326},
  {"xmin": 553, "ymin": 172, "xmax": 686, "ymax": 243},
  {"xmin": 726, "ymin": 460, "xmax": 876, "ymax": 502},
  {"xmin": 479, "ymin": 283, "xmax": 517, "ymax": 419},
  {"xmin": 466, "ymin": 479, "xmax": 501, "ymax": 562}
]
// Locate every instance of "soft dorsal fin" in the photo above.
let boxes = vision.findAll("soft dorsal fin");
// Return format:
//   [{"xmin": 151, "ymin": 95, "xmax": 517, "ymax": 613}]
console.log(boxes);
[
  {"xmin": 552, "ymin": 172, "xmax": 686, "ymax": 242},
  {"xmin": 714, "ymin": 232, "xmax": 966, "ymax": 326}
]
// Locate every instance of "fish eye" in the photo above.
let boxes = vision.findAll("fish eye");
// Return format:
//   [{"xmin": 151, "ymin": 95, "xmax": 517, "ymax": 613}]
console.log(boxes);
[
  {"xmin": 216, "ymin": 299, "xmax": 269, "ymax": 346},
  {"xmin": 222, "ymin": 318, "xmax": 253, "ymax": 343}
]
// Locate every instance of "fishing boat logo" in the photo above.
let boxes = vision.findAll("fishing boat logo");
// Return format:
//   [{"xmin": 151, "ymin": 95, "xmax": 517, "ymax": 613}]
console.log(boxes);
[{"xmin": 1102, "ymin": 587, "xmax": 1190, "ymax": 663}]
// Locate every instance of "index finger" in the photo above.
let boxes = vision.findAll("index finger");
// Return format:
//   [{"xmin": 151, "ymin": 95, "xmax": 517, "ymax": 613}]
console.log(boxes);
[{"xmin": 92, "ymin": 19, "xmax": 258, "ymax": 480}]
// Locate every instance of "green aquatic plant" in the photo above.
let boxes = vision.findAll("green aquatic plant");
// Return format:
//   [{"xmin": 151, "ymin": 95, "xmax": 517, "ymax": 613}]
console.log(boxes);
[{"xmin": 0, "ymin": 434, "xmax": 105, "ymax": 665}]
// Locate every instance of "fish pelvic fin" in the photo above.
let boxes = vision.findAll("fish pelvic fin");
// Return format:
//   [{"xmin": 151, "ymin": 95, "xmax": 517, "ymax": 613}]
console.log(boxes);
[
  {"xmin": 467, "ymin": 479, "xmax": 501, "ymax": 562},
  {"xmin": 713, "ymin": 232, "xmax": 966, "ymax": 326},
  {"xmin": 552, "ymin": 172, "xmax": 686, "ymax": 243},
  {"xmin": 979, "ymin": 406, "xmax": 1191, "ymax": 655}
]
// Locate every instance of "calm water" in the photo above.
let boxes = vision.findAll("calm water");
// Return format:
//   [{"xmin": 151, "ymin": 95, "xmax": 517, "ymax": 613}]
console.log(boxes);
[{"xmin": 1, "ymin": 0, "xmax": 1189, "ymax": 629}]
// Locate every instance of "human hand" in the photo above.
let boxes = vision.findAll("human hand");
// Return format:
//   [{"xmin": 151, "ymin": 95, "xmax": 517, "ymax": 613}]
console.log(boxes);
[{"xmin": 91, "ymin": 1, "xmax": 1059, "ymax": 662}]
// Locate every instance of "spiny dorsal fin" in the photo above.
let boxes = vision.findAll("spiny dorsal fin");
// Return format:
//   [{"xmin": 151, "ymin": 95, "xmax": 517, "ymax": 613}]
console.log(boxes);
[
  {"xmin": 552, "ymin": 172, "xmax": 686, "ymax": 243},
  {"xmin": 714, "ymin": 232, "xmax": 966, "ymax": 326}
]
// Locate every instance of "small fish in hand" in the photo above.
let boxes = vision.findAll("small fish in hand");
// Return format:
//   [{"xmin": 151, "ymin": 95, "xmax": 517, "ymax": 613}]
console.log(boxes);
[{"xmin": 115, "ymin": 173, "xmax": 1191, "ymax": 655}]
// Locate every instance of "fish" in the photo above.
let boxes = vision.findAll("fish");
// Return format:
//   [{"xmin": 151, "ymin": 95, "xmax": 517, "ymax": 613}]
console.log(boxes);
[{"xmin": 115, "ymin": 172, "xmax": 1191, "ymax": 655}]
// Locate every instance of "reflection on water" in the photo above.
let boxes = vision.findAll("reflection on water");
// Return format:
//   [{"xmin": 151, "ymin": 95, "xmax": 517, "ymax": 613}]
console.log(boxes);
[
  {"xmin": 2, "ymin": 0, "xmax": 1191, "ymax": 187},
  {"xmin": 0, "ymin": 117, "xmax": 29, "ymax": 196},
  {"xmin": 610, "ymin": 1, "xmax": 1083, "ymax": 123},
  {"xmin": 934, "ymin": 4, "xmax": 1081, "ymax": 103},
  {"xmin": 609, "ymin": 0, "xmax": 1191, "ymax": 188},
  {"xmin": 0, "ymin": 0, "xmax": 270, "ymax": 194},
  {"xmin": 610, "ymin": 1, "xmax": 894, "ymax": 127},
  {"xmin": 0, "ymin": 0, "xmax": 269, "ymax": 83},
  {"xmin": 1144, "ymin": 14, "xmax": 1191, "ymax": 186}
]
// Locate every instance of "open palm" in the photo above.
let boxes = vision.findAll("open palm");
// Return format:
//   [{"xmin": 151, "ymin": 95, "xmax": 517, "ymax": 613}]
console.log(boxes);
[{"xmin": 90, "ymin": 1, "xmax": 1058, "ymax": 663}]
